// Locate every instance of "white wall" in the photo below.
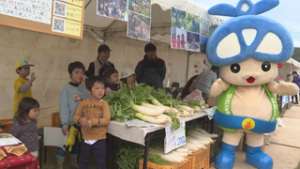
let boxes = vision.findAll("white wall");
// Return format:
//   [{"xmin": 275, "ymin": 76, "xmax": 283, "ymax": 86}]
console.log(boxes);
[{"xmin": 0, "ymin": 25, "xmax": 206, "ymax": 127}]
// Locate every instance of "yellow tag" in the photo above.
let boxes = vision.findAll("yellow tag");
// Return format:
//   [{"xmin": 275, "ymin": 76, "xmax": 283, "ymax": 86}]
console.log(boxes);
[
  {"xmin": 66, "ymin": 4, "xmax": 82, "ymax": 22},
  {"xmin": 65, "ymin": 20, "xmax": 82, "ymax": 37},
  {"xmin": 242, "ymin": 118, "xmax": 255, "ymax": 130},
  {"xmin": 66, "ymin": 0, "xmax": 83, "ymax": 7}
]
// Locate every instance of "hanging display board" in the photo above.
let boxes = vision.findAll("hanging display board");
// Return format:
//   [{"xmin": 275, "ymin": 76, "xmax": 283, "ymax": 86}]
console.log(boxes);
[
  {"xmin": 126, "ymin": 0, "xmax": 151, "ymax": 41},
  {"xmin": 0, "ymin": 0, "xmax": 85, "ymax": 40},
  {"xmin": 170, "ymin": 6, "xmax": 223, "ymax": 53}
]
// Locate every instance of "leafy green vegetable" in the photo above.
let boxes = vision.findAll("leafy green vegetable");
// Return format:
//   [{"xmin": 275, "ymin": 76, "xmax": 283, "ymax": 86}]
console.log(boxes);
[
  {"xmin": 164, "ymin": 113, "xmax": 180, "ymax": 130},
  {"xmin": 104, "ymin": 82, "xmax": 181, "ymax": 128},
  {"xmin": 116, "ymin": 146, "xmax": 171, "ymax": 169}
]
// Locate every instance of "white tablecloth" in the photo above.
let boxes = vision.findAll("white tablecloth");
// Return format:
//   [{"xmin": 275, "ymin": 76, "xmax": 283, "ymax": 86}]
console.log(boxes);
[{"xmin": 107, "ymin": 112, "xmax": 207, "ymax": 146}]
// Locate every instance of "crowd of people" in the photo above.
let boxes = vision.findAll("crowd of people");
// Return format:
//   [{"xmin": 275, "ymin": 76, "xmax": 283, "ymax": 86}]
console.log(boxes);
[{"xmin": 9, "ymin": 43, "xmax": 166, "ymax": 169}]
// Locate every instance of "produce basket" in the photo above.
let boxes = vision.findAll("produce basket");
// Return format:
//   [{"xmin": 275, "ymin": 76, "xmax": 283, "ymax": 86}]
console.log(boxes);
[
  {"xmin": 138, "ymin": 156, "xmax": 192, "ymax": 169},
  {"xmin": 189, "ymin": 144, "xmax": 211, "ymax": 169}
]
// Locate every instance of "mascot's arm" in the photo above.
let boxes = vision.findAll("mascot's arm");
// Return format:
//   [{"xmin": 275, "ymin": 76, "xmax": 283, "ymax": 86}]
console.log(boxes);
[
  {"xmin": 210, "ymin": 78, "xmax": 230, "ymax": 97},
  {"xmin": 267, "ymin": 81, "xmax": 299, "ymax": 96}
]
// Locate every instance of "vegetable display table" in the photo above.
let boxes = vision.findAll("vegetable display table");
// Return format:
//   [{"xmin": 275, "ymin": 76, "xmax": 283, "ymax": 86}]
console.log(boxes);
[{"xmin": 106, "ymin": 112, "xmax": 207, "ymax": 169}]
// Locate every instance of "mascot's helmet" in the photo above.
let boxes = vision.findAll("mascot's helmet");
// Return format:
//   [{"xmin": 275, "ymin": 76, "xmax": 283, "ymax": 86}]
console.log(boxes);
[{"xmin": 206, "ymin": 0, "xmax": 294, "ymax": 67}]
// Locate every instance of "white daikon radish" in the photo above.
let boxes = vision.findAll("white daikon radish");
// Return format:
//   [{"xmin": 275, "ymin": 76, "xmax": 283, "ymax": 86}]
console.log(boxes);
[
  {"xmin": 149, "ymin": 148, "xmax": 187, "ymax": 163},
  {"xmin": 169, "ymin": 151, "xmax": 190, "ymax": 158},
  {"xmin": 135, "ymin": 113, "xmax": 172, "ymax": 124},
  {"xmin": 132, "ymin": 105, "xmax": 165, "ymax": 116},
  {"xmin": 141, "ymin": 102, "xmax": 168, "ymax": 111},
  {"xmin": 179, "ymin": 105, "xmax": 195, "ymax": 114},
  {"xmin": 174, "ymin": 148, "xmax": 193, "ymax": 155}
]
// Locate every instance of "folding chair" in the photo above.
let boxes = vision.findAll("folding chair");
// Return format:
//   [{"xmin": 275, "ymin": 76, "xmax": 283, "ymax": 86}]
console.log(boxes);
[{"xmin": 43, "ymin": 127, "xmax": 68, "ymax": 164}]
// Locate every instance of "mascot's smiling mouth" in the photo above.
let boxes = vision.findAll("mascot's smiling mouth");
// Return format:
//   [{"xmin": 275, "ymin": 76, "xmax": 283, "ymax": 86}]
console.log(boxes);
[{"xmin": 247, "ymin": 77, "xmax": 255, "ymax": 83}]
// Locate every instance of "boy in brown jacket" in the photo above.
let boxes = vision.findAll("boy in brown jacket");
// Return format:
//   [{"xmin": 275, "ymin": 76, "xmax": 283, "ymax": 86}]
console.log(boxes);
[{"xmin": 74, "ymin": 76, "xmax": 111, "ymax": 169}]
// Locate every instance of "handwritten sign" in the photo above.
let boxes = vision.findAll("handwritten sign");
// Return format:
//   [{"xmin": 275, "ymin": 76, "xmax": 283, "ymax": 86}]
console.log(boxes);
[
  {"xmin": 61, "ymin": 0, "xmax": 83, "ymax": 7},
  {"xmin": 164, "ymin": 121, "xmax": 186, "ymax": 154},
  {"xmin": 65, "ymin": 19, "xmax": 81, "ymax": 36},
  {"xmin": 52, "ymin": 16, "xmax": 81, "ymax": 37},
  {"xmin": 0, "ymin": 0, "xmax": 52, "ymax": 24},
  {"xmin": 53, "ymin": 1, "xmax": 82, "ymax": 22},
  {"xmin": 66, "ymin": 3, "xmax": 82, "ymax": 21}
]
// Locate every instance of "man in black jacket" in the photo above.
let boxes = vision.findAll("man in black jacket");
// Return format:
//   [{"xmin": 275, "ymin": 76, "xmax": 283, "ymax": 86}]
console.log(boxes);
[{"xmin": 135, "ymin": 43, "xmax": 166, "ymax": 89}]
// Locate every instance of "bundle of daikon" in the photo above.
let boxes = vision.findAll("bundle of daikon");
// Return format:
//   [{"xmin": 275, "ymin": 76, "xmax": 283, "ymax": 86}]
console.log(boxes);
[
  {"xmin": 104, "ymin": 82, "xmax": 196, "ymax": 129},
  {"xmin": 183, "ymin": 100, "xmax": 210, "ymax": 112},
  {"xmin": 187, "ymin": 127, "xmax": 219, "ymax": 139}
]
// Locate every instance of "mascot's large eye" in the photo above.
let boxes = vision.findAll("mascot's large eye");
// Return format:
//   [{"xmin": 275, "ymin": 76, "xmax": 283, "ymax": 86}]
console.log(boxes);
[
  {"xmin": 262, "ymin": 62, "xmax": 271, "ymax": 72},
  {"xmin": 230, "ymin": 64, "xmax": 240, "ymax": 73}
]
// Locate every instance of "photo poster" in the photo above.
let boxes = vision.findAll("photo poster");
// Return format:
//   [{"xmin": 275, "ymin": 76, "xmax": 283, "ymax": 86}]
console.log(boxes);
[
  {"xmin": 186, "ymin": 12, "xmax": 200, "ymax": 52},
  {"xmin": 199, "ymin": 18, "xmax": 211, "ymax": 53},
  {"xmin": 127, "ymin": 0, "xmax": 152, "ymax": 41},
  {"xmin": 96, "ymin": 0, "xmax": 128, "ymax": 21},
  {"xmin": 186, "ymin": 32, "xmax": 200, "ymax": 52},
  {"xmin": 171, "ymin": 7, "xmax": 186, "ymax": 30},
  {"xmin": 171, "ymin": 27, "xmax": 187, "ymax": 50},
  {"xmin": 170, "ymin": 7, "xmax": 201, "ymax": 52}
]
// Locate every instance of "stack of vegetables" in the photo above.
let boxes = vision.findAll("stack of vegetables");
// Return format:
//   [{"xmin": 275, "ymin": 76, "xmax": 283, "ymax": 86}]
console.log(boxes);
[
  {"xmin": 104, "ymin": 82, "xmax": 210, "ymax": 129},
  {"xmin": 183, "ymin": 100, "xmax": 210, "ymax": 112},
  {"xmin": 116, "ymin": 127, "xmax": 217, "ymax": 169}
]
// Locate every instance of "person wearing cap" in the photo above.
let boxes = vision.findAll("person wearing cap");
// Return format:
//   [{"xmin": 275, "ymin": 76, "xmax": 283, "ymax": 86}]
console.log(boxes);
[
  {"xmin": 13, "ymin": 60, "xmax": 36, "ymax": 123},
  {"xmin": 120, "ymin": 68, "xmax": 138, "ymax": 88},
  {"xmin": 135, "ymin": 43, "xmax": 166, "ymax": 89},
  {"xmin": 85, "ymin": 44, "xmax": 115, "ymax": 77}
]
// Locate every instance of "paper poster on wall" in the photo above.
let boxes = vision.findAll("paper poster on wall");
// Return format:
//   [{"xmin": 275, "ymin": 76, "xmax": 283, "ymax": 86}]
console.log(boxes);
[
  {"xmin": 0, "ymin": 0, "xmax": 52, "ymax": 24},
  {"xmin": 54, "ymin": 1, "xmax": 83, "ymax": 22},
  {"xmin": 97, "ymin": 0, "xmax": 128, "ymax": 21},
  {"xmin": 127, "ymin": 11, "xmax": 151, "ymax": 41},
  {"xmin": 186, "ymin": 13, "xmax": 200, "ymax": 34},
  {"xmin": 128, "ymin": 0, "xmax": 151, "ymax": 17},
  {"xmin": 200, "ymin": 36, "xmax": 208, "ymax": 53},
  {"xmin": 171, "ymin": 7, "xmax": 186, "ymax": 29},
  {"xmin": 52, "ymin": 16, "xmax": 82, "ymax": 37},
  {"xmin": 200, "ymin": 18, "xmax": 210, "ymax": 37},
  {"xmin": 186, "ymin": 32, "xmax": 200, "ymax": 52},
  {"xmin": 171, "ymin": 27, "xmax": 187, "ymax": 50},
  {"xmin": 61, "ymin": 0, "xmax": 84, "ymax": 7}
]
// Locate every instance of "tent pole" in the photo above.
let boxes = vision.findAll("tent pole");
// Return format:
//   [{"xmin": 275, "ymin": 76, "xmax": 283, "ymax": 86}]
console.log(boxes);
[
  {"xmin": 103, "ymin": 31, "xmax": 107, "ymax": 44},
  {"xmin": 85, "ymin": 0, "xmax": 93, "ymax": 9},
  {"xmin": 186, "ymin": 52, "xmax": 192, "ymax": 82}
]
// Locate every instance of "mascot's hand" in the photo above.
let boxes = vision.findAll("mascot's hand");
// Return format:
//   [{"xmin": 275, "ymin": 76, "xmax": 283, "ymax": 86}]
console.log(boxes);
[
  {"xmin": 210, "ymin": 78, "xmax": 230, "ymax": 97},
  {"xmin": 268, "ymin": 81, "xmax": 299, "ymax": 96}
]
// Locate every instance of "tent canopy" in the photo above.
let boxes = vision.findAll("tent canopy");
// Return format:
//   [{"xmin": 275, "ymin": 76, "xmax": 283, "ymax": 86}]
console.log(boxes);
[{"xmin": 84, "ymin": 0, "xmax": 224, "ymax": 44}]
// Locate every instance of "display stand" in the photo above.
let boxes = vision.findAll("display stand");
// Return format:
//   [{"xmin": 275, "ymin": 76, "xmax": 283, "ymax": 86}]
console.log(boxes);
[{"xmin": 106, "ymin": 112, "xmax": 209, "ymax": 169}]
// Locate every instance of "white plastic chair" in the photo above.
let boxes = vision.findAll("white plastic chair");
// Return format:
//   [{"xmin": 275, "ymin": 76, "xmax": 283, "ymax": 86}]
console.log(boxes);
[{"xmin": 43, "ymin": 127, "xmax": 68, "ymax": 163}]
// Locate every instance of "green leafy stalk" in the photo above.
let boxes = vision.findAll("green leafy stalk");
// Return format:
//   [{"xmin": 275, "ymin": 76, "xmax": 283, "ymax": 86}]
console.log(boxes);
[
  {"xmin": 164, "ymin": 113, "xmax": 180, "ymax": 130},
  {"xmin": 116, "ymin": 146, "xmax": 171, "ymax": 169}
]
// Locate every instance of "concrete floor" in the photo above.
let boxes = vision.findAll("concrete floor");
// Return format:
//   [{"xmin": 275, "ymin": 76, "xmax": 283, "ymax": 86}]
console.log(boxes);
[{"xmin": 40, "ymin": 147, "xmax": 99, "ymax": 169}]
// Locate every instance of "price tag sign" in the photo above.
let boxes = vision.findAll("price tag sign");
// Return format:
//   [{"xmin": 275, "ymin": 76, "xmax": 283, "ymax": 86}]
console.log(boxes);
[{"xmin": 164, "ymin": 121, "xmax": 186, "ymax": 154}]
